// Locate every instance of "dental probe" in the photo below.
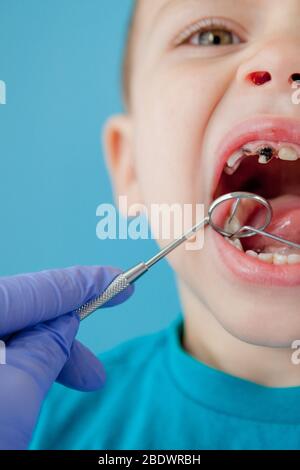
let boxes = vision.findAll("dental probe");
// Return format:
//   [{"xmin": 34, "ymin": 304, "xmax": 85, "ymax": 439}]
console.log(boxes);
[{"xmin": 76, "ymin": 216, "xmax": 209, "ymax": 321}]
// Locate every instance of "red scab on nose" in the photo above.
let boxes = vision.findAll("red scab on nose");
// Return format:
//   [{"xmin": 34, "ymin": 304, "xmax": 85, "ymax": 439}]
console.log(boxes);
[{"xmin": 247, "ymin": 71, "xmax": 272, "ymax": 86}]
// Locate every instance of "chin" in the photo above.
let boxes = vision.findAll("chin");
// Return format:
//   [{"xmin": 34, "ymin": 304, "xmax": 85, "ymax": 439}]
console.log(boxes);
[{"xmin": 214, "ymin": 308, "xmax": 300, "ymax": 348}]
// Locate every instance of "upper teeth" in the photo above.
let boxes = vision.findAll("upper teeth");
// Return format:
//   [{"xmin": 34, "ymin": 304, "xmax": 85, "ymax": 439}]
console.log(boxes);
[
  {"xmin": 278, "ymin": 146, "xmax": 298, "ymax": 161},
  {"xmin": 258, "ymin": 154, "xmax": 271, "ymax": 164},
  {"xmin": 224, "ymin": 149, "xmax": 247, "ymax": 175},
  {"xmin": 224, "ymin": 141, "xmax": 300, "ymax": 175}
]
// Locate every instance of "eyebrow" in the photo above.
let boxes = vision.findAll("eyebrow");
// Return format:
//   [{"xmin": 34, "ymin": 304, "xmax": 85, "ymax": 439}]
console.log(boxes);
[{"xmin": 150, "ymin": 0, "xmax": 259, "ymax": 31}]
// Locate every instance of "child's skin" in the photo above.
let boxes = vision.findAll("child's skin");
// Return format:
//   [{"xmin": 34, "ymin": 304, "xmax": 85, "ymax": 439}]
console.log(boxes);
[{"xmin": 104, "ymin": 0, "xmax": 300, "ymax": 387}]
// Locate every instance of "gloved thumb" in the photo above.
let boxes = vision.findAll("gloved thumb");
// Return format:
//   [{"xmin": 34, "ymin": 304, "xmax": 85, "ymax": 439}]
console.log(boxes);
[{"xmin": 56, "ymin": 339, "xmax": 106, "ymax": 391}]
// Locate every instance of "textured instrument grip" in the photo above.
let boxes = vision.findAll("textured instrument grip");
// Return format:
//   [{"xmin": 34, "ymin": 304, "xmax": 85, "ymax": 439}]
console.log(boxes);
[{"xmin": 76, "ymin": 273, "xmax": 130, "ymax": 321}]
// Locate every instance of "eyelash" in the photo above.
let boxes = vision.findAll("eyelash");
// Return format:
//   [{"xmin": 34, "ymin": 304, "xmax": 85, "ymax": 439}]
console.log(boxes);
[{"xmin": 174, "ymin": 17, "xmax": 244, "ymax": 47}]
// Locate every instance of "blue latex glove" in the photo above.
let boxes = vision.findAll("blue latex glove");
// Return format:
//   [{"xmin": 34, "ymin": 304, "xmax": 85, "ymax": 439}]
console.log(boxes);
[{"xmin": 0, "ymin": 265, "xmax": 134, "ymax": 450}]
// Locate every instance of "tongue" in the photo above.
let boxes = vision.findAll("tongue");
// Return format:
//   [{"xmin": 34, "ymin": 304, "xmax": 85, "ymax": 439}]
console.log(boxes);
[{"xmin": 242, "ymin": 194, "xmax": 300, "ymax": 253}]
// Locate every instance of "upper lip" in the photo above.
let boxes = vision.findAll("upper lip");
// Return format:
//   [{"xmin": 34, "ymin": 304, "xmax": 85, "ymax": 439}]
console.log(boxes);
[{"xmin": 211, "ymin": 115, "xmax": 300, "ymax": 201}]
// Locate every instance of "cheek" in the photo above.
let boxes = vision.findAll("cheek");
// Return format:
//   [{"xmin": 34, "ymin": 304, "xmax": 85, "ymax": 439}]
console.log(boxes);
[{"xmin": 133, "ymin": 61, "xmax": 226, "ymax": 207}]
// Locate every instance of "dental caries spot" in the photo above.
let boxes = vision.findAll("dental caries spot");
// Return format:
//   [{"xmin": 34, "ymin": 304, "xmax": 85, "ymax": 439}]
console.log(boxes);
[{"xmin": 257, "ymin": 146, "xmax": 274, "ymax": 164}]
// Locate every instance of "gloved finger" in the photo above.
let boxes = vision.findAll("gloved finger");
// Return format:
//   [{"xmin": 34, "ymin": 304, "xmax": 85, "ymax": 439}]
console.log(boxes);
[
  {"xmin": 56, "ymin": 339, "xmax": 106, "ymax": 391},
  {"xmin": 0, "ymin": 265, "xmax": 134, "ymax": 337},
  {"xmin": 5, "ymin": 312, "xmax": 80, "ymax": 394}
]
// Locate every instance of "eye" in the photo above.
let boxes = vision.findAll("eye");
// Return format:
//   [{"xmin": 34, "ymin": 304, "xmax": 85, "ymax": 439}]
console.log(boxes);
[
  {"xmin": 190, "ymin": 28, "xmax": 241, "ymax": 46},
  {"xmin": 174, "ymin": 18, "xmax": 244, "ymax": 48}
]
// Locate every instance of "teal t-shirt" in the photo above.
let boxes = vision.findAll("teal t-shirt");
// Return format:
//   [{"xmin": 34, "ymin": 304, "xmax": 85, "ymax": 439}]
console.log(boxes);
[{"xmin": 30, "ymin": 314, "xmax": 300, "ymax": 450}]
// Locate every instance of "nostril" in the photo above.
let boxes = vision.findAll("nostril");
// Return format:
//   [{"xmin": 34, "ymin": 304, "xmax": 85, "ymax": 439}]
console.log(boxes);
[
  {"xmin": 289, "ymin": 73, "xmax": 300, "ymax": 84},
  {"xmin": 247, "ymin": 71, "xmax": 272, "ymax": 86}
]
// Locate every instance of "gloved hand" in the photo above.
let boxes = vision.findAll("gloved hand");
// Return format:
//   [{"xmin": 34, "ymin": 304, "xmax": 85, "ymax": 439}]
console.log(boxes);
[{"xmin": 0, "ymin": 265, "xmax": 134, "ymax": 450}]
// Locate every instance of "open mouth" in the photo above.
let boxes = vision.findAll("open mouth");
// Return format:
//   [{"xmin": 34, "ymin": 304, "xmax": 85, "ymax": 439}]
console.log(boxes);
[{"xmin": 211, "ymin": 117, "xmax": 300, "ymax": 280}]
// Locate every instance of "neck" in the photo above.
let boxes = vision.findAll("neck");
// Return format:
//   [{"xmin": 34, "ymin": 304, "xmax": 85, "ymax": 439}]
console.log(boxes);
[{"xmin": 178, "ymin": 279, "xmax": 300, "ymax": 388}]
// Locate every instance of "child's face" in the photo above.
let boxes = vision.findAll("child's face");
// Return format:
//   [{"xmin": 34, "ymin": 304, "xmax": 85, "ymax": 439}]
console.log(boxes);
[{"xmin": 105, "ymin": 0, "xmax": 300, "ymax": 347}]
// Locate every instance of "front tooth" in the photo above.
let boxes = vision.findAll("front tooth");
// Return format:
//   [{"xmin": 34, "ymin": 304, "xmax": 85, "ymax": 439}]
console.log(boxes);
[
  {"xmin": 246, "ymin": 250, "xmax": 258, "ymax": 258},
  {"xmin": 258, "ymin": 253, "xmax": 273, "ymax": 263},
  {"xmin": 232, "ymin": 238, "xmax": 243, "ymax": 251},
  {"xmin": 278, "ymin": 146, "xmax": 298, "ymax": 161},
  {"xmin": 227, "ymin": 237, "xmax": 243, "ymax": 251},
  {"xmin": 288, "ymin": 254, "xmax": 300, "ymax": 265},
  {"xmin": 224, "ymin": 150, "xmax": 244, "ymax": 175},
  {"xmin": 273, "ymin": 253, "xmax": 288, "ymax": 265},
  {"xmin": 258, "ymin": 154, "xmax": 273, "ymax": 164},
  {"xmin": 257, "ymin": 146, "xmax": 274, "ymax": 164},
  {"xmin": 224, "ymin": 215, "xmax": 241, "ymax": 234}
]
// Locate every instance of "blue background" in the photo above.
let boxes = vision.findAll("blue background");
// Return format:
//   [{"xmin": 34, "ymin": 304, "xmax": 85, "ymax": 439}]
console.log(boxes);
[{"xmin": 0, "ymin": 0, "xmax": 180, "ymax": 353}]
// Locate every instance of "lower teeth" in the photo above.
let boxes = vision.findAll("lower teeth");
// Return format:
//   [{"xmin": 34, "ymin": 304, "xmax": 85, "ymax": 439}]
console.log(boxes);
[
  {"xmin": 224, "ymin": 215, "xmax": 300, "ymax": 265},
  {"xmin": 225, "ymin": 237, "xmax": 300, "ymax": 264}
]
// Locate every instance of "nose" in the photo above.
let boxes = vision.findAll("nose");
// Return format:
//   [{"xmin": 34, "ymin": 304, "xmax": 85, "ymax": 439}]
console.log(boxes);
[{"xmin": 237, "ymin": 37, "xmax": 300, "ymax": 91}]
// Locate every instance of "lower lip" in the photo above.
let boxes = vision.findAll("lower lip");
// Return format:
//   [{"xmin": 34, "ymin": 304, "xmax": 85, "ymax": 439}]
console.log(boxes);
[{"xmin": 212, "ymin": 230, "xmax": 300, "ymax": 287}]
